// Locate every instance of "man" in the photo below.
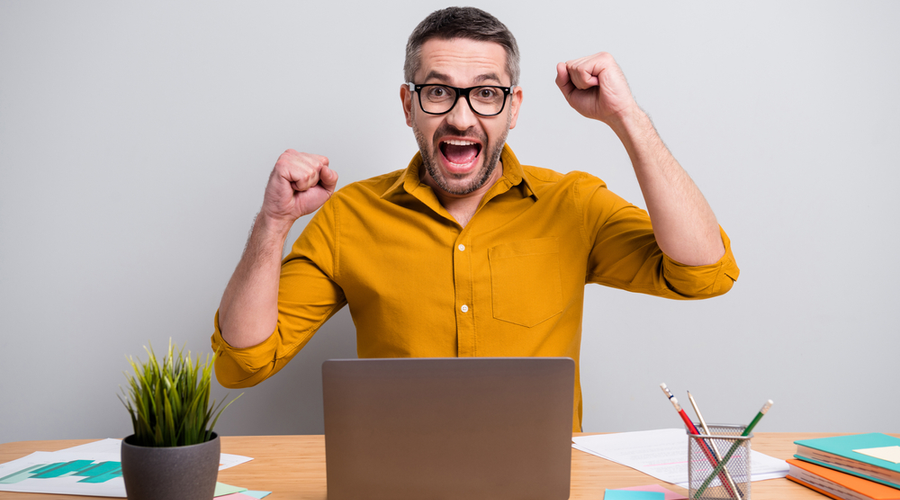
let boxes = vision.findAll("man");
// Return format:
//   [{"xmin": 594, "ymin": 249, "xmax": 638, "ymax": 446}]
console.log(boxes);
[{"xmin": 211, "ymin": 7, "xmax": 739, "ymax": 431}]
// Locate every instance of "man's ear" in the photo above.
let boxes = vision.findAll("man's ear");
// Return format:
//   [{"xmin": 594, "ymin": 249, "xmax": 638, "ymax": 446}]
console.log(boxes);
[
  {"xmin": 508, "ymin": 85, "xmax": 523, "ymax": 130},
  {"xmin": 400, "ymin": 83, "xmax": 413, "ymax": 127}
]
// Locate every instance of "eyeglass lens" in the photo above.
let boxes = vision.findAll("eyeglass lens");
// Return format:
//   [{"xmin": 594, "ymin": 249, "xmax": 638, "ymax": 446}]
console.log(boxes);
[{"xmin": 419, "ymin": 85, "xmax": 506, "ymax": 116}]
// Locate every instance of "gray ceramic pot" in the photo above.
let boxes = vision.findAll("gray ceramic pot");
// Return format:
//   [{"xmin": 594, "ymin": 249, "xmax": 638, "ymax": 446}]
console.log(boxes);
[{"xmin": 120, "ymin": 433, "xmax": 220, "ymax": 500}]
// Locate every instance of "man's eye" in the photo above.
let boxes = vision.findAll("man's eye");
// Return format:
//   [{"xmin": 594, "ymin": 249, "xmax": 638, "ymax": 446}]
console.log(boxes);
[{"xmin": 427, "ymin": 86, "xmax": 450, "ymax": 99}]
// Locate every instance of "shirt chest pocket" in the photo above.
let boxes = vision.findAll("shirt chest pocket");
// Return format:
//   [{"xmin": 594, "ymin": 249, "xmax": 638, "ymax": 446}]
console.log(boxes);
[{"xmin": 488, "ymin": 237, "xmax": 564, "ymax": 328}]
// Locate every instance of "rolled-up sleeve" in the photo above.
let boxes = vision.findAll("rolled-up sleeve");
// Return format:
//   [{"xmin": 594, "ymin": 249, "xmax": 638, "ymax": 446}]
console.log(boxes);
[
  {"xmin": 211, "ymin": 312, "xmax": 287, "ymax": 388},
  {"xmin": 579, "ymin": 173, "xmax": 739, "ymax": 299},
  {"xmin": 660, "ymin": 227, "xmax": 739, "ymax": 298}
]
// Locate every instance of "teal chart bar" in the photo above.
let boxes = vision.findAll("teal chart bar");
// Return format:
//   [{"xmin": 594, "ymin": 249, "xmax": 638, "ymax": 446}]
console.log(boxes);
[
  {"xmin": 0, "ymin": 464, "xmax": 47, "ymax": 485},
  {"xmin": 32, "ymin": 460, "xmax": 96, "ymax": 478},
  {"xmin": 0, "ymin": 460, "xmax": 122, "ymax": 484}
]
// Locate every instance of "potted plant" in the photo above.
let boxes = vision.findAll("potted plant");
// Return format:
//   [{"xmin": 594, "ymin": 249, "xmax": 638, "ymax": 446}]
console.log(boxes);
[{"xmin": 118, "ymin": 340, "xmax": 240, "ymax": 500}]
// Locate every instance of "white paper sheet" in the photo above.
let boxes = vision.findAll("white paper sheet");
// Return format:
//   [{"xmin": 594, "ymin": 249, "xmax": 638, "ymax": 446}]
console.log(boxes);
[
  {"xmin": 0, "ymin": 438, "xmax": 253, "ymax": 497},
  {"xmin": 572, "ymin": 428, "xmax": 789, "ymax": 488}
]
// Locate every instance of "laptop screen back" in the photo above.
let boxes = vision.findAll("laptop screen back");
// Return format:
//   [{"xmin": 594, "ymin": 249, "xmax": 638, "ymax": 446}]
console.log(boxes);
[{"xmin": 322, "ymin": 357, "xmax": 574, "ymax": 500}]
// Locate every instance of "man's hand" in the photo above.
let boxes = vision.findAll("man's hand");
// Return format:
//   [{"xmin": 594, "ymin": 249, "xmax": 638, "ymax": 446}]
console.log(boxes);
[
  {"xmin": 261, "ymin": 149, "xmax": 338, "ymax": 225},
  {"xmin": 555, "ymin": 52, "xmax": 638, "ymax": 125}
]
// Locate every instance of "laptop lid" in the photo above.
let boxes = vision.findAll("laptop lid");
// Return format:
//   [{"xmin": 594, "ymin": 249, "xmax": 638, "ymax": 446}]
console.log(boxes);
[{"xmin": 322, "ymin": 357, "xmax": 574, "ymax": 500}]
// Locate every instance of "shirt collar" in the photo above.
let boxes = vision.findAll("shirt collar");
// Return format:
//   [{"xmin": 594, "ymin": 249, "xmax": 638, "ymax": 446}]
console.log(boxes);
[{"xmin": 382, "ymin": 143, "xmax": 537, "ymax": 201}]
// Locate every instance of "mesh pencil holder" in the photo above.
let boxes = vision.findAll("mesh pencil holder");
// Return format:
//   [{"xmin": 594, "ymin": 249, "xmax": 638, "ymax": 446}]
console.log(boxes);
[{"xmin": 687, "ymin": 424, "xmax": 752, "ymax": 500}]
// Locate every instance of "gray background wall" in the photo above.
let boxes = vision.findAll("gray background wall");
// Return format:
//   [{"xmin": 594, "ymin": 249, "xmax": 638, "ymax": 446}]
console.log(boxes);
[{"xmin": 1, "ymin": 1, "xmax": 897, "ymax": 444}]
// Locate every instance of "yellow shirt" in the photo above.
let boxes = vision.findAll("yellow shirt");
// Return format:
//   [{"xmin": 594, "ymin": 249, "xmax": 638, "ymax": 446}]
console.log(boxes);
[{"xmin": 211, "ymin": 144, "xmax": 740, "ymax": 431}]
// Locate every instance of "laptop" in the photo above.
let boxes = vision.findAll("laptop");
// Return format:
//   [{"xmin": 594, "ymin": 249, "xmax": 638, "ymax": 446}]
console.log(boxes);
[{"xmin": 322, "ymin": 357, "xmax": 575, "ymax": 500}]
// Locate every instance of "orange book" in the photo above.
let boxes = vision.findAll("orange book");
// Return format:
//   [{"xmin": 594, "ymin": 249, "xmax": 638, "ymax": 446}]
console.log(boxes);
[{"xmin": 787, "ymin": 459, "xmax": 900, "ymax": 500}]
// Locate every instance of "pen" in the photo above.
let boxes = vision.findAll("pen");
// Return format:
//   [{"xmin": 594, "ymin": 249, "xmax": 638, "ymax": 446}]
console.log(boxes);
[
  {"xmin": 696, "ymin": 399, "xmax": 774, "ymax": 497},
  {"xmin": 687, "ymin": 391, "xmax": 742, "ymax": 500},
  {"xmin": 660, "ymin": 383, "xmax": 739, "ymax": 498}
]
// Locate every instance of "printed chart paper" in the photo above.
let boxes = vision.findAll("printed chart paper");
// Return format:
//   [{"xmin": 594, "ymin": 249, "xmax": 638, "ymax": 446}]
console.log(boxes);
[{"xmin": 0, "ymin": 439, "xmax": 253, "ymax": 497}]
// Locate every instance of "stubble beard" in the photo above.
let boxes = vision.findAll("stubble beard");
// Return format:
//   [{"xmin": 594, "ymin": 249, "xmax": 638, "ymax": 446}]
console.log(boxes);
[{"xmin": 413, "ymin": 116, "xmax": 511, "ymax": 196}]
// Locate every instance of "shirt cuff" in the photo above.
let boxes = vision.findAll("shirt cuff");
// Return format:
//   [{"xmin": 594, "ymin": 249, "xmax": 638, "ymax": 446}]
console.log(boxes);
[
  {"xmin": 662, "ymin": 227, "xmax": 740, "ymax": 298},
  {"xmin": 210, "ymin": 310, "xmax": 281, "ymax": 388}
]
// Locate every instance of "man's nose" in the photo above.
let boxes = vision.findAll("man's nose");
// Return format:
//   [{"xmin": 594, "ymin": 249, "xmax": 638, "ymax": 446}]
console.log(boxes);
[{"xmin": 444, "ymin": 95, "xmax": 479, "ymax": 130}]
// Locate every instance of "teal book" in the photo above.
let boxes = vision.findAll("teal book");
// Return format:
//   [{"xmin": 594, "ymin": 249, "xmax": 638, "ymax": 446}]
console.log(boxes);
[{"xmin": 794, "ymin": 433, "xmax": 900, "ymax": 490}]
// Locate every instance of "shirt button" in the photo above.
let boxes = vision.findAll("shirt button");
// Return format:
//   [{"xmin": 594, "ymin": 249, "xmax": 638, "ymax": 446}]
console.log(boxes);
[
  {"xmin": 458, "ymin": 244, "xmax": 465, "ymax": 251},
  {"xmin": 461, "ymin": 305, "xmax": 469, "ymax": 313}
]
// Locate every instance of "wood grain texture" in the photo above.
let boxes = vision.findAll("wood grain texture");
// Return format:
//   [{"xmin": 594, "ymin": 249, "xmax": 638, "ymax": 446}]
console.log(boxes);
[{"xmin": 0, "ymin": 433, "xmax": 870, "ymax": 499}]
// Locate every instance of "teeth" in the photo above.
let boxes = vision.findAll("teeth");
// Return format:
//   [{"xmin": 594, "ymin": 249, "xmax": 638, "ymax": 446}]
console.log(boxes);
[{"xmin": 443, "ymin": 140, "xmax": 478, "ymax": 146}]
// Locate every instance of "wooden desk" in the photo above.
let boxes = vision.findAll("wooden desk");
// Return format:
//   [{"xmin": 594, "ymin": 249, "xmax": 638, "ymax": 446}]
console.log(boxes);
[{"xmin": 0, "ymin": 433, "xmax": 836, "ymax": 499}]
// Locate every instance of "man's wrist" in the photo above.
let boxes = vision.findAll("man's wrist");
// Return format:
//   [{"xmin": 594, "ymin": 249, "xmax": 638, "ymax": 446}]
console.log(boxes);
[
  {"xmin": 605, "ymin": 102, "xmax": 650, "ymax": 139},
  {"xmin": 253, "ymin": 210, "xmax": 296, "ymax": 242},
  {"xmin": 605, "ymin": 104, "xmax": 662, "ymax": 166}
]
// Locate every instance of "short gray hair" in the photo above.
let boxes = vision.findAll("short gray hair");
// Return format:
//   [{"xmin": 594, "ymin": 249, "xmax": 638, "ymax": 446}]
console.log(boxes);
[{"xmin": 404, "ymin": 7, "xmax": 520, "ymax": 86}]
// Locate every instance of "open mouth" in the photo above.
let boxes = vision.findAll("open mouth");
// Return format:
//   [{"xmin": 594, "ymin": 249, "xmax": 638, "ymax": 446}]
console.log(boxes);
[{"xmin": 439, "ymin": 139, "xmax": 482, "ymax": 169}]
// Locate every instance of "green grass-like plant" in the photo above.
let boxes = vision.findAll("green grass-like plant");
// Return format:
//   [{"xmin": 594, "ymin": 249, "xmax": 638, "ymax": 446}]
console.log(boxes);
[{"xmin": 119, "ymin": 340, "xmax": 241, "ymax": 447}]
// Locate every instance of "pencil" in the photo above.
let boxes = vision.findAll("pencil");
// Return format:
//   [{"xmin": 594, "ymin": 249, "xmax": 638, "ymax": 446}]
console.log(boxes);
[
  {"xmin": 695, "ymin": 399, "xmax": 774, "ymax": 497},
  {"xmin": 660, "ymin": 383, "xmax": 739, "ymax": 498},
  {"xmin": 687, "ymin": 391, "xmax": 743, "ymax": 500}
]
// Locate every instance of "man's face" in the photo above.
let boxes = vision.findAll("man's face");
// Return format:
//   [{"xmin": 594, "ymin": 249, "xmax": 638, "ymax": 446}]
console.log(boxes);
[{"xmin": 401, "ymin": 38, "xmax": 522, "ymax": 198}]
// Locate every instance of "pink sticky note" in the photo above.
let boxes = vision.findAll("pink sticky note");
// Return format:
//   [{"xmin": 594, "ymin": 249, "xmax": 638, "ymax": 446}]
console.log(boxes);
[
  {"xmin": 216, "ymin": 494, "xmax": 259, "ymax": 500},
  {"xmin": 616, "ymin": 484, "xmax": 688, "ymax": 500}
]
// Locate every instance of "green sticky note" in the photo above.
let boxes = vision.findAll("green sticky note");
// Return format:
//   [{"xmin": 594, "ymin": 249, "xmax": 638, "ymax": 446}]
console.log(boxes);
[
  {"xmin": 604, "ymin": 490, "xmax": 665, "ymax": 500},
  {"xmin": 214, "ymin": 482, "xmax": 247, "ymax": 496}
]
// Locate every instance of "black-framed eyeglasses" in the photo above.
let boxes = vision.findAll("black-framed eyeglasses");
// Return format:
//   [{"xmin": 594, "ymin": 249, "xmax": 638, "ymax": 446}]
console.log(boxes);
[{"xmin": 407, "ymin": 82, "xmax": 513, "ymax": 117}]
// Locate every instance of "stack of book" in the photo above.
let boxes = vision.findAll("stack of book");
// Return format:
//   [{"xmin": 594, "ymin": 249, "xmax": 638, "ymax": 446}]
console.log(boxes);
[{"xmin": 787, "ymin": 433, "xmax": 900, "ymax": 500}]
